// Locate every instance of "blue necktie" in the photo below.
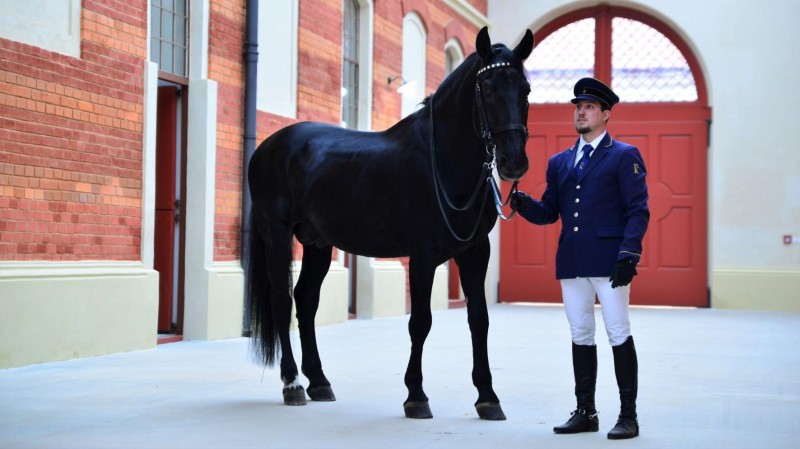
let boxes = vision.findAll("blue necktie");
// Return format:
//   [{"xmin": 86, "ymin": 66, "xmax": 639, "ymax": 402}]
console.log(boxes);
[{"xmin": 575, "ymin": 144, "xmax": 592, "ymax": 178}]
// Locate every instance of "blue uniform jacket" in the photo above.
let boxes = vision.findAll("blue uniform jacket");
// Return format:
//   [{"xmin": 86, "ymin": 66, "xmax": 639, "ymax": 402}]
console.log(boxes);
[{"xmin": 518, "ymin": 133, "xmax": 649, "ymax": 279}]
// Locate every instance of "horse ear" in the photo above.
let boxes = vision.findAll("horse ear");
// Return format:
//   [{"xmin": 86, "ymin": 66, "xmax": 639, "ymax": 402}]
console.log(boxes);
[
  {"xmin": 476, "ymin": 26, "xmax": 492, "ymax": 62},
  {"xmin": 513, "ymin": 29, "xmax": 534, "ymax": 61}
]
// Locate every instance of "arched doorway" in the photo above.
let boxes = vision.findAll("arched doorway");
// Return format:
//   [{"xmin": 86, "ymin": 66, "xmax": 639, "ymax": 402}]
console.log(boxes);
[{"xmin": 500, "ymin": 6, "xmax": 711, "ymax": 307}]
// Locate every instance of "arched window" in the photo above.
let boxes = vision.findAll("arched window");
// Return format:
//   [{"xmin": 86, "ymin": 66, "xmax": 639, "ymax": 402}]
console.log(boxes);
[
  {"xmin": 341, "ymin": 0, "xmax": 374, "ymax": 130},
  {"xmin": 258, "ymin": 0, "xmax": 299, "ymax": 117},
  {"xmin": 525, "ymin": 8, "xmax": 701, "ymax": 104},
  {"xmin": 341, "ymin": 0, "xmax": 360, "ymax": 129},
  {"xmin": 444, "ymin": 38, "xmax": 464, "ymax": 77},
  {"xmin": 401, "ymin": 13, "xmax": 426, "ymax": 118}
]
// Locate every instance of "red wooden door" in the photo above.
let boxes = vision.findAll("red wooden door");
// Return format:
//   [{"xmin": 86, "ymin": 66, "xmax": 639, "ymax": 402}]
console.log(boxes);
[
  {"xmin": 500, "ymin": 104, "xmax": 710, "ymax": 306},
  {"xmin": 155, "ymin": 86, "xmax": 178, "ymax": 333}
]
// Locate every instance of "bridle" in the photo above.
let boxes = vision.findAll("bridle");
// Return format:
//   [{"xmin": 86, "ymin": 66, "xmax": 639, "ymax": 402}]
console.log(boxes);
[
  {"xmin": 430, "ymin": 60, "xmax": 529, "ymax": 242},
  {"xmin": 474, "ymin": 61, "xmax": 530, "ymax": 149}
]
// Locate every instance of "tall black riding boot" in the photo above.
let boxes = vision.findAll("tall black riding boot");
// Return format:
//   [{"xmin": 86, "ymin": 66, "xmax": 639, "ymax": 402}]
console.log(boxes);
[
  {"xmin": 554, "ymin": 343, "xmax": 599, "ymax": 434},
  {"xmin": 608, "ymin": 336, "xmax": 639, "ymax": 439}
]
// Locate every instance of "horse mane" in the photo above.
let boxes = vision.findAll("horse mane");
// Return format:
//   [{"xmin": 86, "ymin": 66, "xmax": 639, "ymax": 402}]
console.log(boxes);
[
  {"xmin": 427, "ymin": 43, "xmax": 526, "ymax": 106},
  {"xmin": 430, "ymin": 52, "xmax": 482, "ymax": 102}
]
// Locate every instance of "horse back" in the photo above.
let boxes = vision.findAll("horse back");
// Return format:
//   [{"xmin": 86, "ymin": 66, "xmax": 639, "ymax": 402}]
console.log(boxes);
[{"xmin": 249, "ymin": 121, "xmax": 441, "ymax": 257}]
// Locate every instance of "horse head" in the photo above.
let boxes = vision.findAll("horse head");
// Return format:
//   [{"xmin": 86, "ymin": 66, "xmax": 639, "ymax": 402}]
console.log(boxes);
[{"xmin": 474, "ymin": 27, "xmax": 534, "ymax": 181}]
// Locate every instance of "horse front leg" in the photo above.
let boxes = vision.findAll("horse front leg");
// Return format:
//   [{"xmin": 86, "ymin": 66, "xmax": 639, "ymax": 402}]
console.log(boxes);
[
  {"xmin": 454, "ymin": 236, "xmax": 506, "ymax": 420},
  {"xmin": 295, "ymin": 244, "xmax": 335, "ymax": 402},
  {"xmin": 403, "ymin": 256, "xmax": 435, "ymax": 419}
]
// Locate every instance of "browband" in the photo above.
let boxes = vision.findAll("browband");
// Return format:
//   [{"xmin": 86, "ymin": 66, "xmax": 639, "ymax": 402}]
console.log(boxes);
[{"xmin": 476, "ymin": 61, "xmax": 511, "ymax": 76}]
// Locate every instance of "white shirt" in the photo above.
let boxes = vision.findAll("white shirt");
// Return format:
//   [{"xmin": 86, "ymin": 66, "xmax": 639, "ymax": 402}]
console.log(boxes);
[{"xmin": 574, "ymin": 131, "xmax": 607, "ymax": 168}]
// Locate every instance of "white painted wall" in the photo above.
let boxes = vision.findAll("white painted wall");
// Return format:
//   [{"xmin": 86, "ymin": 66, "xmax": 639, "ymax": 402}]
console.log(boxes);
[
  {"xmin": 0, "ymin": 262, "xmax": 159, "ymax": 368},
  {"xmin": 0, "ymin": 0, "xmax": 81, "ymax": 57}
]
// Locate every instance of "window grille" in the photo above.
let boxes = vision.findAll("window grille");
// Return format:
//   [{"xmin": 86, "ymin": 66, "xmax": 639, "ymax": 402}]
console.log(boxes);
[
  {"xmin": 525, "ymin": 18, "xmax": 595, "ymax": 104},
  {"xmin": 525, "ymin": 14, "xmax": 697, "ymax": 103},
  {"xmin": 150, "ymin": 0, "xmax": 189, "ymax": 77},
  {"xmin": 612, "ymin": 17, "xmax": 697, "ymax": 102}
]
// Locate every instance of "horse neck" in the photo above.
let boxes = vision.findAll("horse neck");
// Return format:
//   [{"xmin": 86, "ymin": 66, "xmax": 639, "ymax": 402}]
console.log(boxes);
[{"xmin": 429, "ymin": 76, "xmax": 488, "ymax": 192}]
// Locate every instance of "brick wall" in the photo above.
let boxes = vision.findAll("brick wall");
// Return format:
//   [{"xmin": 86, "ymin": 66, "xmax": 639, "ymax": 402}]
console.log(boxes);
[
  {"xmin": 0, "ymin": 0, "xmax": 483, "ymax": 264},
  {"xmin": 0, "ymin": 0, "xmax": 147, "ymax": 261},
  {"xmin": 209, "ymin": 0, "xmax": 246, "ymax": 262}
]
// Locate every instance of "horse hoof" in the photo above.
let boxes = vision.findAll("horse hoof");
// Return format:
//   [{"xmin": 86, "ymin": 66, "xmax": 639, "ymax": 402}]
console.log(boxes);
[
  {"xmin": 307, "ymin": 385, "xmax": 336, "ymax": 402},
  {"xmin": 476, "ymin": 402, "xmax": 506, "ymax": 420},
  {"xmin": 283, "ymin": 386, "xmax": 307, "ymax": 406},
  {"xmin": 403, "ymin": 401, "xmax": 433, "ymax": 419}
]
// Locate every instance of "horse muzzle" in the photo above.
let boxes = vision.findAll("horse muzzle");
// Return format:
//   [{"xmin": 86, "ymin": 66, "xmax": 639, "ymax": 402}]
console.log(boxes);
[{"xmin": 495, "ymin": 146, "xmax": 529, "ymax": 182}]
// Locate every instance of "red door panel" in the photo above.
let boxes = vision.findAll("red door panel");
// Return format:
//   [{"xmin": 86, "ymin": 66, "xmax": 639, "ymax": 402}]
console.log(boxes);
[
  {"xmin": 155, "ymin": 86, "xmax": 178, "ymax": 332},
  {"xmin": 499, "ymin": 120, "xmax": 572, "ymax": 303},
  {"xmin": 500, "ymin": 104, "xmax": 709, "ymax": 307}
]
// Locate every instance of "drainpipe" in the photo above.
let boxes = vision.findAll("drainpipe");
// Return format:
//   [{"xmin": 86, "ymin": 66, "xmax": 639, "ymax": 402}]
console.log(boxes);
[{"xmin": 241, "ymin": 0, "xmax": 258, "ymax": 335}]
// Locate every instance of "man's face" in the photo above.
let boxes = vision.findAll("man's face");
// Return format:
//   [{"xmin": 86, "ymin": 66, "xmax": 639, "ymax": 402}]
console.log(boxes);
[{"xmin": 573, "ymin": 100, "xmax": 609, "ymax": 135}]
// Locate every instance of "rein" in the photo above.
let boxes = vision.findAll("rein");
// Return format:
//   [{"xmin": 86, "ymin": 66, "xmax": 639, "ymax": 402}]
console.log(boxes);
[
  {"xmin": 429, "ymin": 62, "xmax": 528, "ymax": 242},
  {"xmin": 489, "ymin": 176, "xmax": 518, "ymax": 220},
  {"xmin": 429, "ymin": 93, "xmax": 491, "ymax": 242}
]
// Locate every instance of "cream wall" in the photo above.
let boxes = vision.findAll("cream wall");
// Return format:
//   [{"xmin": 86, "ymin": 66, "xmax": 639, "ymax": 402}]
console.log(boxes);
[
  {"xmin": 0, "ymin": 0, "xmax": 246, "ymax": 369},
  {"xmin": 488, "ymin": 0, "xmax": 800, "ymax": 311},
  {"xmin": 0, "ymin": 263, "xmax": 159, "ymax": 368}
]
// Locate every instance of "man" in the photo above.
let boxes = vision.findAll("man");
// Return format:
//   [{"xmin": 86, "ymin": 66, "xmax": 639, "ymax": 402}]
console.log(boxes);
[{"xmin": 510, "ymin": 77, "xmax": 649, "ymax": 440}]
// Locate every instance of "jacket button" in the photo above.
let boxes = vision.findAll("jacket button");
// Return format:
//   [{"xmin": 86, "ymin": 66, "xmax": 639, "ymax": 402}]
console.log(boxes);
[
  {"xmin": 576, "ymin": 185, "xmax": 581, "ymax": 189},
  {"xmin": 573, "ymin": 226, "xmax": 579, "ymax": 232},
  {"xmin": 574, "ymin": 212, "xmax": 579, "ymax": 217},
  {"xmin": 575, "ymin": 198, "xmax": 580, "ymax": 203}
]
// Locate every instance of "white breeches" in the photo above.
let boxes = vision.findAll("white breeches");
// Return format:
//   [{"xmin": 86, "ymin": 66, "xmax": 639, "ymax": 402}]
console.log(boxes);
[{"xmin": 559, "ymin": 277, "xmax": 632, "ymax": 346}]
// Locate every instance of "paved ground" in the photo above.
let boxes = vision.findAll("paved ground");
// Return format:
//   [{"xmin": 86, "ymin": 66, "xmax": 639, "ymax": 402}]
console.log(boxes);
[{"xmin": 2, "ymin": 303, "xmax": 799, "ymax": 449}]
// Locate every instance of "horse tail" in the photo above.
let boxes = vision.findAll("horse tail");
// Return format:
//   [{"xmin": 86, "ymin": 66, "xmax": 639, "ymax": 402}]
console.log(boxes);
[{"xmin": 246, "ymin": 209, "xmax": 289, "ymax": 366}]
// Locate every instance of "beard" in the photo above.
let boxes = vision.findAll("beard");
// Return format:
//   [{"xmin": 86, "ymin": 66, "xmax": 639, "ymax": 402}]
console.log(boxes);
[{"xmin": 575, "ymin": 123, "xmax": 591, "ymax": 134}]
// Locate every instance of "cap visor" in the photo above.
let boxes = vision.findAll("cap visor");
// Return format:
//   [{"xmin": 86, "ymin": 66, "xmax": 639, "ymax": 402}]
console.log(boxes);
[{"xmin": 571, "ymin": 94, "xmax": 610, "ymax": 108}]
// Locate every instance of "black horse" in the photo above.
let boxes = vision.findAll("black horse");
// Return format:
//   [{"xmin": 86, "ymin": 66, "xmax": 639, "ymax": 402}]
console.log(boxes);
[{"xmin": 247, "ymin": 27, "xmax": 533, "ymax": 420}]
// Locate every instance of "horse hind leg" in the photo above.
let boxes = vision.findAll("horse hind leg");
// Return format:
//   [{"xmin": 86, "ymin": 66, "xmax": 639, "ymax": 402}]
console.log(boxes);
[
  {"xmin": 264, "ymin": 221, "xmax": 306, "ymax": 406},
  {"xmin": 295, "ymin": 244, "xmax": 335, "ymax": 402},
  {"xmin": 247, "ymin": 210, "xmax": 305, "ymax": 405}
]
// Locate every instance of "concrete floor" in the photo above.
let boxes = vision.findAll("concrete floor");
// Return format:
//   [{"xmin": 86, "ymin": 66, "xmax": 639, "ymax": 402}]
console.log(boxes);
[{"xmin": 1, "ymin": 303, "xmax": 799, "ymax": 449}]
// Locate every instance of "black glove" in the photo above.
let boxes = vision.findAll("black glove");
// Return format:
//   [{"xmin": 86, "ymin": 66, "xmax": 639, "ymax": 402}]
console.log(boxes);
[
  {"xmin": 510, "ymin": 191, "xmax": 533, "ymax": 212},
  {"xmin": 610, "ymin": 259, "xmax": 637, "ymax": 288}
]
